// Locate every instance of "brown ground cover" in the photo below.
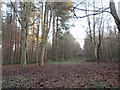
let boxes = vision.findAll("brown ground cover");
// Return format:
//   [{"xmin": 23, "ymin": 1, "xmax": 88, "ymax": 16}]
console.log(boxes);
[{"xmin": 2, "ymin": 60, "xmax": 120, "ymax": 88}]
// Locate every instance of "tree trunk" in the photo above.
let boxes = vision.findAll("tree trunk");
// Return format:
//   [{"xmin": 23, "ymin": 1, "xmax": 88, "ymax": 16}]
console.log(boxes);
[
  {"xmin": 40, "ymin": 2, "xmax": 53, "ymax": 66},
  {"xmin": 40, "ymin": 2, "xmax": 47, "ymax": 66},
  {"xmin": 55, "ymin": 16, "xmax": 59, "ymax": 60},
  {"xmin": 40, "ymin": 43, "xmax": 46, "ymax": 66},
  {"xmin": 110, "ymin": 0, "xmax": 120, "ymax": 32},
  {"xmin": 44, "ymin": 42, "xmax": 48, "ymax": 61},
  {"xmin": 36, "ymin": 16, "xmax": 40, "ymax": 65},
  {"xmin": 20, "ymin": 2, "xmax": 30, "ymax": 67},
  {"xmin": 52, "ymin": 13, "xmax": 56, "ymax": 61},
  {"xmin": 20, "ymin": 27, "xmax": 27, "ymax": 67},
  {"xmin": 118, "ymin": 31, "xmax": 120, "ymax": 60},
  {"xmin": 0, "ymin": 1, "xmax": 2, "ymax": 67},
  {"xmin": 8, "ymin": 8, "xmax": 13, "ymax": 64}
]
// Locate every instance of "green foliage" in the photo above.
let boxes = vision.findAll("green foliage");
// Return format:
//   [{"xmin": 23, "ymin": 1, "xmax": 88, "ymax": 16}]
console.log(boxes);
[
  {"xmin": 89, "ymin": 80, "xmax": 109, "ymax": 88},
  {"xmin": 111, "ymin": 83, "xmax": 120, "ymax": 88},
  {"xmin": 89, "ymin": 81, "xmax": 120, "ymax": 88}
]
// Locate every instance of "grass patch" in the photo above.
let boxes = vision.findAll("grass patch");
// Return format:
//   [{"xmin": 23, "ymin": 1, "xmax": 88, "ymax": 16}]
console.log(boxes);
[
  {"xmin": 89, "ymin": 80, "xmax": 109, "ymax": 88},
  {"xmin": 88, "ymin": 80, "xmax": 119, "ymax": 88},
  {"xmin": 49, "ymin": 57, "xmax": 88, "ymax": 64}
]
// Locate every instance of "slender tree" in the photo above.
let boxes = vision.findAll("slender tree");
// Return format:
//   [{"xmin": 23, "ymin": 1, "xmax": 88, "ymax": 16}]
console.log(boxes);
[{"xmin": 40, "ymin": 2, "xmax": 53, "ymax": 66}]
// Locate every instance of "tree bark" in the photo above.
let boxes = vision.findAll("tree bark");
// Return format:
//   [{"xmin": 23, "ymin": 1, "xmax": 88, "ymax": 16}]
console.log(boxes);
[
  {"xmin": 40, "ymin": 2, "xmax": 53, "ymax": 66},
  {"xmin": 109, "ymin": 0, "xmax": 120, "ymax": 60},
  {"xmin": 20, "ymin": 2, "xmax": 30, "ymax": 67},
  {"xmin": 110, "ymin": 0, "xmax": 120, "ymax": 31},
  {"xmin": 40, "ymin": 2, "xmax": 47, "ymax": 66},
  {"xmin": 55, "ymin": 16, "xmax": 59, "ymax": 60},
  {"xmin": 52, "ymin": 13, "xmax": 56, "ymax": 61},
  {"xmin": 36, "ymin": 20, "xmax": 40, "ymax": 65}
]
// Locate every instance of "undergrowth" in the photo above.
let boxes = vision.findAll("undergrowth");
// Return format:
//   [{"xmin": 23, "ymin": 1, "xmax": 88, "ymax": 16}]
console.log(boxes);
[{"xmin": 49, "ymin": 57, "xmax": 88, "ymax": 64}]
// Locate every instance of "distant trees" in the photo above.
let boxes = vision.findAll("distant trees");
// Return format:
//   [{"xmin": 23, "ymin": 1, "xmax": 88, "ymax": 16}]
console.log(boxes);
[
  {"xmin": 101, "ymin": 30, "xmax": 118, "ymax": 59},
  {"xmin": 52, "ymin": 31, "xmax": 83, "ymax": 60},
  {"xmin": 84, "ymin": 25, "xmax": 119, "ymax": 60},
  {"xmin": 51, "ymin": 2, "xmax": 73, "ymax": 61},
  {"xmin": 2, "ymin": 2, "xmax": 19, "ymax": 64}
]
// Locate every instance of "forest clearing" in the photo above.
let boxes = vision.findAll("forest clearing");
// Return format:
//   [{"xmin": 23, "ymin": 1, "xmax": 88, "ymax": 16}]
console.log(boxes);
[
  {"xmin": 2, "ymin": 60, "xmax": 119, "ymax": 88},
  {"xmin": 1, "ymin": 0, "xmax": 120, "ymax": 89}
]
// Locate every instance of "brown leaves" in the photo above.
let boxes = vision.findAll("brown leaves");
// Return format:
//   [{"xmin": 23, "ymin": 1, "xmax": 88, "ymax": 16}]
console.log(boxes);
[{"xmin": 2, "ymin": 60, "xmax": 119, "ymax": 88}]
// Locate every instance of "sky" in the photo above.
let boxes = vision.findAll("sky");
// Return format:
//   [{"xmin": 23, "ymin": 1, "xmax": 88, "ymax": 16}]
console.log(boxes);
[{"xmin": 69, "ymin": 0, "xmax": 120, "ymax": 49}]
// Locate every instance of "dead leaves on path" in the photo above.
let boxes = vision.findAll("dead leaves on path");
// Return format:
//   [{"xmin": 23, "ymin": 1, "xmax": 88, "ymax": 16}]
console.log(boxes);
[{"xmin": 2, "ymin": 60, "xmax": 119, "ymax": 88}]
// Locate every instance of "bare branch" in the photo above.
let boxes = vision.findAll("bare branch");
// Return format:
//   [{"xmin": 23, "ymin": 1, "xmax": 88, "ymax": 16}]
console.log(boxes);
[
  {"xmin": 73, "ymin": 0, "xmax": 85, "ymax": 10},
  {"xmin": 74, "ymin": 7, "xmax": 110, "ymax": 13},
  {"xmin": 10, "ymin": 2, "xmax": 22, "ymax": 25},
  {"xmin": 71, "ymin": 7, "xmax": 110, "ymax": 19}
]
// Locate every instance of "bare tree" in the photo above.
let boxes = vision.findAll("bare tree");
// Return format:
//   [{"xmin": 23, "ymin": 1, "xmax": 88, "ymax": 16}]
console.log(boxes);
[{"xmin": 84, "ymin": 0, "xmax": 104, "ymax": 60}]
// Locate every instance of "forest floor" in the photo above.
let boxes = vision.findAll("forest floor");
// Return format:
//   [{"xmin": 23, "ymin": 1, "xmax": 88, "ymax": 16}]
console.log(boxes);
[{"xmin": 2, "ymin": 60, "xmax": 120, "ymax": 88}]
